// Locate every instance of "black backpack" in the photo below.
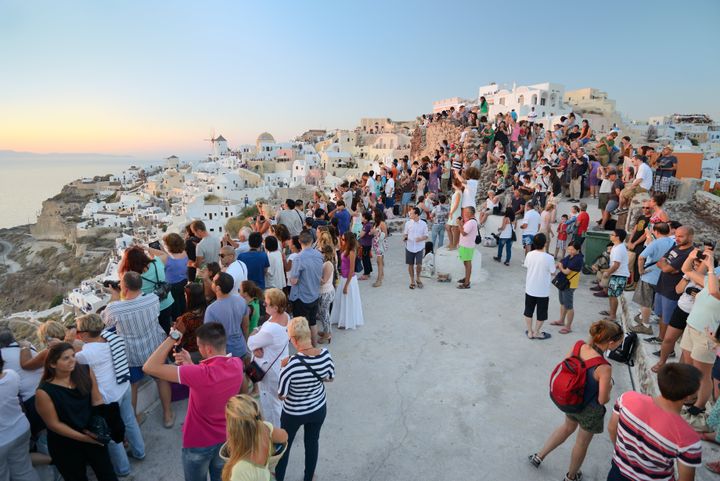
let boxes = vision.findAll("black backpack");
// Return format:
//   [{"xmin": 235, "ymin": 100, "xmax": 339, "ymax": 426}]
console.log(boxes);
[{"xmin": 608, "ymin": 332, "xmax": 638, "ymax": 366}]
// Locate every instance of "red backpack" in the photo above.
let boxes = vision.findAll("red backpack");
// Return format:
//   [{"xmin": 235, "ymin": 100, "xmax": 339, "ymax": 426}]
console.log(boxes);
[{"xmin": 549, "ymin": 341, "xmax": 608, "ymax": 413}]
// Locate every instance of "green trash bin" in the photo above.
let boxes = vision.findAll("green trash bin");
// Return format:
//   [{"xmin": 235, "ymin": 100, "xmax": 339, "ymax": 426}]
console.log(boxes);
[{"xmin": 583, "ymin": 230, "xmax": 612, "ymax": 268}]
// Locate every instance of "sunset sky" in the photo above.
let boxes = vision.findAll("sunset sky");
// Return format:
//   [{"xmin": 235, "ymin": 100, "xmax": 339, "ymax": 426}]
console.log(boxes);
[{"xmin": 1, "ymin": 0, "xmax": 718, "ymax": 160}]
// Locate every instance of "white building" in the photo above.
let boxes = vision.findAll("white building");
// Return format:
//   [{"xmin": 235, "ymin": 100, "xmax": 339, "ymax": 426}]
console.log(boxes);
[
  {"xmin": 184, "ymin": 195, "xmax": 243, "ymax": 235},
  {"xmin": 478, "ymin": 82, "xmax": 571, "ymax": 122}
]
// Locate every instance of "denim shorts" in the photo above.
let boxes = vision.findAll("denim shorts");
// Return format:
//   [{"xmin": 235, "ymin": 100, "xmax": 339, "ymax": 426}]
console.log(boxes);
[
  {"xmin": 653, "ymin": 293, "xmax": 678, "ymax": 325},
  {"xmin": 522, "ymin": 234, "xmax": 534, "ymax": 246},
  {"xmin": 558, "ymin": 288, "xmax": 575, "ymax": 310},
  {"xmin": 401, "ymin": 192, "xmax": 413, "ymax": 205}
]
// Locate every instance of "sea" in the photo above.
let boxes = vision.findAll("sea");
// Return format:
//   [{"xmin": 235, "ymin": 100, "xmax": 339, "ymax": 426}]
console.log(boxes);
[{"xmin": 0, "ymin": 151, "xmax": 155, "ymax": 229}]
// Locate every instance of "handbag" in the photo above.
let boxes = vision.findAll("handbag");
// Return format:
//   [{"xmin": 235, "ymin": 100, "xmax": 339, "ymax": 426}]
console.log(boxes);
[
  {"xmin": 511, "ymin": 228, "xmax": 517, "ymax": 242},
  {"xmin": 143, "ymin": 262, "xmax": 171, "ymax": 301},
  {"xmin": 245, "ymin": 343, "xmax": 288, "ymax": 384},
  {"xmin": 474, "ymin": 220, "xmax": 482, "ymax": 245},
  {"xmin": 552, "ymin": 269, "xmax": 579, "ymax": 290},
  {"xmin": 86, "ymin": 414, "xmax": 112, "ymax": 446}
]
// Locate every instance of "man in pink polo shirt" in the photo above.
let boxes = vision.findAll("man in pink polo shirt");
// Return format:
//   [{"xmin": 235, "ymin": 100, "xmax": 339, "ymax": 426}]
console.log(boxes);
[{"xmin": 144, "ymin": 322, "xmax": 244, "ymax": 481}]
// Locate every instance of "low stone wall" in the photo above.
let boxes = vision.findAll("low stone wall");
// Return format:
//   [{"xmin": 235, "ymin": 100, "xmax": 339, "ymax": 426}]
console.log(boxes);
[{"xmin": 618, "ymin": 295, "xmax": 659, "ymax": 396}]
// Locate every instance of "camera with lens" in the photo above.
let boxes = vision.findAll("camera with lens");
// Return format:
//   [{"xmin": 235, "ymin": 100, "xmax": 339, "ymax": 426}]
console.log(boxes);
[
  {"xmin": 102, "ymin": 279, "xmax": 120, "ymax": 290},
  {"xmin": 685, "ymin": 286, "xmax": 701, "ymax": 296},
  {"xmin": 696, "ymin": 241, "xmax": 716, "ymax": 261}
]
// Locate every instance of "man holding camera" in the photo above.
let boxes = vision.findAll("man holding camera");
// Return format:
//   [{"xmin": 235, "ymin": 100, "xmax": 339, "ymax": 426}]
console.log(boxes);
[{"xmin": 103, "ymin": 271, "xmax": 175, "ymax": 428}]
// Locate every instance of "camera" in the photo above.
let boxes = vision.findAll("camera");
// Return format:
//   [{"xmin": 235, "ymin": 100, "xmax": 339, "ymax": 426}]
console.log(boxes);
[
  {"xmin": 696, "ymin": 241, "xmax": 716, "ymax": 261},
  {"xmin": 685, "ymin": 286, "xmax": 701, "ymax": 296},
  {"xmin": 148, "ymin": 240, "xmax": 162, "ymax": 250},
  {"xmin": 102, "ymin": 279, "xmax": 120, "ymax": 290}
]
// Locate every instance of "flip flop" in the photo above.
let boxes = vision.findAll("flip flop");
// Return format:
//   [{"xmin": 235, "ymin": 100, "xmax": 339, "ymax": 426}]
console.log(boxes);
[
  {"xmin": 525, "ymin": 330, "xmax": 534, "ymax": 340},
  {"xmin": 416, "ymin": 281, "xmax": 424, "ymax": 289},
  {"xmin": 534, "ymin": 332, "xmax": 552, "ymax": 340},
  {"xmin": 598, "ymin": 310, "xmax": 611, "ymax": 316},
  {"xmin": 559, "ymin": 327, "xmax": 572, "ymax": 334},
  {"xmin": 409, "ymin": 284, "xmax": 416, "ymax": 289},
  {"xmin": 549, "ymin": 320, "xmax": 564, "ymax": 326},
  {"xmin": 457, "ymin": 284, "xmax": 470, "ymax": 289}
]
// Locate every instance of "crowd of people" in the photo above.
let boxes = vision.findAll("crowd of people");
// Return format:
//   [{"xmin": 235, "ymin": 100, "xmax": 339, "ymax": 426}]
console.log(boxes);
[{"xmin": 0, "ymin": 107, "xmax": 718, "ymax": 481}]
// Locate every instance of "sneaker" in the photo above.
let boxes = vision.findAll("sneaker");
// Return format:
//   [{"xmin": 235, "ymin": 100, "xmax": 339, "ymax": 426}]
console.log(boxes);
[
  {"xmin": 630, "ymin": 323, "xmax": 653, "ymax": 335},
  {"xmin": 493, "ymin": 256, "xmax": 501, "ymax": 263},
  {"xmin": 644, "ymin": 336, "xmax": 663, "ymax": 345},
  {"xmin": 652, "ymin": 349, "xmax": 675, "ymax": 358},
  {"xmin": 528, "ymin": 453, "xmax": 542, "ymax": 468}
]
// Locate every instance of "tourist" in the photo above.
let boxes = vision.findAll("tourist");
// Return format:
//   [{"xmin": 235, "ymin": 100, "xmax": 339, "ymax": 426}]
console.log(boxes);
[
  {"xmin": 316, "ymin": 245, "xmax": 337, "ymax": 343},
  {"xmin": 0, "ymin": 329, "xmax": 44, "ymax": 435},
  {"xmin": 192, "ymin": 219, "xmax": 222, "ymax": 267},
  {"xmin": 226, "ymin": 226, "xmax": 252, "ymax": 256},
  {"xmin": 586, "ymin": 156, "xmax": 601, "ymax": 199},
  {"xmin": 237, "ymin": 232, "xmax": 270, "ymax": 290},
  {"xmin": 74, "ymin": 313, "xmax": 145, "ymax": 477},
  {"xmin": 539, "ymin": 202, "xmax": 555, "ymax": 251},
  {"xmin": 251, "ymin": 210, "xmax": 271, "ymax": 238},
  {"xmin": 653, "ymin": 145, "xmax": 678, "ymax": 193},
  {"xmin": 625, "ymin": 201, "xmax": 652, "ymax": 289},
  {"xmin": 0, "ymin": 347, "xmax": 40, "ymax": 481},
  {"xmin": 144, "ymin": 322, "xmax": 244, "ymax": 481},
  {"xmin": 288, "ymin": 230, "xmax": 323, "ymax": 344},
  {"xmin": 598, "ymin": 169, "xmax": 623, "ymax": 229},
  {"xmin": 185, "ymin": 223, "xmax": 201, "ymax": 282},
  {"xmin": 247, "ymin": 288, "xmax": 290, "ymax": 427},
  {"xmin": 102, "ymin": 271, "xmax": 174, "ymax": 428},
  {"xmin": 220, "ymin": 245, "xmax": 247, "ymax": 296},
  {"xmin": 550, "ymin": 241, "xmax": 584, "ymax": 334},
  {"xmin": 478, "ymin": 190, "xmax": 498, "ymax": 227},
  {"xmin": 523, "ymin": 233, "xmax": 556, "ymax": 340},
  {"xmin": 275, "ymin": 317, "xmax": 335, "ymax": 481},
  {"xmin": 555, "ymin": 214, "xmax": 569, "ymax": 259},
  {"xmin": 358, "ymin": 211, "xmax": 374, "ymax": 280},
  {"xmin": 145, "ymin": 232, "xmax": 189, "ymax": 321},
  {"xmin": 457, "ymin": 166, "xmax": 480, "ymax": 209},
  {"xmin": 529, "ymin": 320, "xmax": 624, "ymax": 481},
  {"xmin": 616, "ymin": 155, "xmax": 653, "ymax": 213},
  {"xmin": 220, "ymin": 394, "xmax": 288, "ymax": 481},
  {"xmin": 568, "ymin": 150, "xmax": 587, "ymax": 202},
  {"xmin": 329, "ymin": 232, "xmax": 364, "ymax": 329},
  {"xmin": 276, "ymin": 199, "xmax": 304, "ymax": 237},
  {"xmin": 403, "ymin": 207, "xmax": 429, "ymax": 289},
  {"xmin": 648, "ymin": 192, "xmax": 670, "ymax": 228},
  {"xmin": 444, "ymin": 178, "xmax": 463, "ymax": 250},
  {"xmin": 35, "ymin": 343, "xmax": 118, "ymax": 481},
  {"xmin": 677, "ymin": 248, "xmax": 720, "ymax": 426},
  {"xmin": 457, "ymin": 206, "xmax": 478, "ymax": 289},
  {"xmin": 597, "ymin": 230, "xmax": 630, "ymax": 322},
  {"xmin": 493, "ymin": 206, "xmax": 515, "ymax": 266},
  {"xmin": 429, "ymin": 194, "xmax": 449, "ymax": 250},
  {"xmin": 18, "ymin": 320, "xmax": 67, "ymax": 370},
  {"xmin": 264, "ymin": 236, "xmax": 287, "ymax": 290},
  {"xmin": 399, "ymin": 173, "xmax": 415, "ymax": 217},
  {"xmin": 607, "ymin": 363, "xmax": 702, "ymax": 480},
  {"xmin": 384, "ymin": 171, "xmax": 395, "ymax": 213},
  {"xmin": 330, "ymin": 200, "xmax": 351, "ymax": 235},
  {"xmin": 652, "ymin": 255, "xmax": 707, "ymax": 373},
  {"xmin": 574, "ymin": 202, "xmax": 590, "ymax": 246},
  {"xmin": 120, "ymin": 245, "xmax": 175, "ymax": 333},
  {"xmin": 629, "ymin": 222, "xmax": 673, "ymax": 336},
  {"xmin": 240, "ymin": 280, "xmax": 263, "ymax": 333},
  {"xmin": 205, "ymin": 272, "xmax": 250, "ymax": 358},
  {"xmin": 201, "ymin": 262, "xmax": 223, "ymax": 303},
  {"xmin": 645, "ymin": 226, "xmax": 694, "ymax": 346},
  {"xmin": 596, "ymin": 130, "xmax": 618, "ymax": 167},
  {"xmin": 174, "ymin": 283, "xmax": 206, "ymax": 363},
  {"xmin": 370, "ymin": 207, "xmax": 388, "ymax": 287},
  {"xmin": 520, "ymin": 202, "xmax": 541, "ymax": 255}
]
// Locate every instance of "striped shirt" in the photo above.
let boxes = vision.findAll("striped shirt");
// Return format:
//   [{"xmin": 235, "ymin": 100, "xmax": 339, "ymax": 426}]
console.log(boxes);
[
  {"xmin": 278, "ymin": 349, "xmax": 335, "ymax": 416},
  {"xmin": 100, "ymin": 330, "xmax": 130, "ymax": 384},
  {"xmin": 612, "ymin": 391, "xmax": 701, "ymax": 480},
  {"xmin": 102, "ymin": 293, "xmax": 165, "ymax": 367}
]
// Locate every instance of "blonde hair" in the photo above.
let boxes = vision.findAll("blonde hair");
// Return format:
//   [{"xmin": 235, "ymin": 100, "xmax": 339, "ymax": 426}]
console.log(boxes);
[
  {"xmin": 316, "ymin": 230, "xmax": 335, "ymax": 252},
  {"xmin": 264, "ymin": 287, "xmax": 287, "ymax": 314},
  {"xmin": 288, "ymin": 316, "xmax": 311, "ymax": 343},
  {"xmin": 75, "ymin": 313, "xmax": 104, "ymax": 335},
  {"xmin": 37, "ymin": 321, "xmax": 65, "ymax": 342},
  {"xmin": 221, "ymin": 394, "xmax": 266, "ymax": 481}
]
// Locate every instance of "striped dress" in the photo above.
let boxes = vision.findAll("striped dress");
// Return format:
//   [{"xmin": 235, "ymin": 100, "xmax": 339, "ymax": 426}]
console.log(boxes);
[
  {"xmin": 612, "ymin": 391, "xmax": 701, "ymax": 480},
  {"xmin": 278, "ymin": 350, "xmax": 335, "ymax": 416}
]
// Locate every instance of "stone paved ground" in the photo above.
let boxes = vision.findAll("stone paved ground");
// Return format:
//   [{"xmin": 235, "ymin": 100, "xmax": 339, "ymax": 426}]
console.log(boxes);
[{"xmin": 122, "ymin": 198, "xmax": 718, "ymax": 481}]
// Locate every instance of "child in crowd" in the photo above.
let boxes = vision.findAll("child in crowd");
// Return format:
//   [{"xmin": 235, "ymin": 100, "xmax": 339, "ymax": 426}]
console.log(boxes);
[
  {"xmin": 240, "ymin": 280, "xmax": 263, "ymax": 333},
  {"xmin": 555, "ymin": 214, "xmax": 569, "ymax": 259},
  {"xmin": 420, "ymin": 241, "xmax": 435, "ymax": 278}
]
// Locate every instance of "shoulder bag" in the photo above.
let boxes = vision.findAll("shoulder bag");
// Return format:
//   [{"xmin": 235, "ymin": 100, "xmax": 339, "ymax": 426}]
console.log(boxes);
[
  {"xmin": 245, "ymin": 343, "xmax": 288, "ymax": 384},
  {"xmin": 552, "ymin": 269, "xmax": 579, "ymax": 291},
  {"xmin": 142, "ymin": 261, "xmax": 171, "ymax": 301}
]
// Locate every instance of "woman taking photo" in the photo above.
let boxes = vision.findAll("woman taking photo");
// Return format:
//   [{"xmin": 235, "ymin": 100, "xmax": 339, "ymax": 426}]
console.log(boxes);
[
  {"xmin": 370, "ymin": 207, "xmax": 388, "ymax": 287},
  {"xmin": 445, "ymin": 178, "xmax": 463, "ymax": 250},
  {"xmin": 247, "ymin": 288, "xmax": 290, "ymax": 428},
  {"xmin": 35, "ymin": 343, "xmax": 118, "ymax": 481},
  {"xmin": 329, "ymin": 232, "xmax": 364, "ymax": 330},
  {"xmin": 145, "ymin": 232, "xmax": 188, "ymax": 321},
  {"xmin": 529, "ymin": 320, "xmax": 623, "ymax": 481},
  {"xmin": 220, "ymin": 394, "xmax": 288, "ymax": 481},
  {"xmin": 275, "ymin": 317, "xmax": 335, "ymax": 481},
  {"xmin": 119, "ymin": 245, "xmax": 175, "ymax": 334},
  {"xmin": 493, "ymin": 207, "xmax": 516, "ymax": 266},
  {"xmin": 317, "ymin": 245, "xmax": 336, "ymax": 344}
]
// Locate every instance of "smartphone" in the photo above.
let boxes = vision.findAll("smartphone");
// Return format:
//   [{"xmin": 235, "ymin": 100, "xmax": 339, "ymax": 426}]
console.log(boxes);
[{"xmin": 149, "ymin": 240, "xmax": 161, "ymax": 250}]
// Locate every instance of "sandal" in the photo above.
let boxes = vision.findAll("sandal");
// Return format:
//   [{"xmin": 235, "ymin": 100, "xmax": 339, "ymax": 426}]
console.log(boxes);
[
  {"xmin": 534, "ymin": 332, "xmax": 552, "ymax": 340},
  {"xmin": 456, "ymin": 283, "xmax": 470, "ymax": 289},
  {"xmin": 416, "ymin": 281, "xmax": 424, "ymax": 289},
  {"xmin": 559, "ymin": 327, "xmax": 572, "ymax": 334},
  {"xmin": 706, "ymin": 461, "xmax": 720, "ymax": 474},
  {"xmin": 372, "ymin": 280, "xmax": 382, "ymax": 287},
  {"xmin": 409, "ymin": 283, "xmax": 416, "ymax": 289},
  {"xmin": 549, "ymin": 320, "xmax": 564, "ymax": 326}
]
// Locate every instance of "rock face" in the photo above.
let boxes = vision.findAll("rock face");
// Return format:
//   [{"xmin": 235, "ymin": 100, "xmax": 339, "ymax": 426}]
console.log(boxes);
[
  {"xmin": 665, "ymin": 191, "xmax": 720, "ymax": 244},
  {"xmin": 410, "ymin": 121, "xmax": 497, "ymax": 204},
  {"xmin": 30, "ymin": 185, "xmax": 95, "ymax": 242}
]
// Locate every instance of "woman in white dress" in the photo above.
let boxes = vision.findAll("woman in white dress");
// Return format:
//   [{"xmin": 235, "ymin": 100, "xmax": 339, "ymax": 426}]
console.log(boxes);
[
  {"xmin": 329, "ymin": 232, "xmax": 364, "ymax": 330},
  {"xmin": 246, "ymin": 288, "xmax": 289, "ymax": 427}
]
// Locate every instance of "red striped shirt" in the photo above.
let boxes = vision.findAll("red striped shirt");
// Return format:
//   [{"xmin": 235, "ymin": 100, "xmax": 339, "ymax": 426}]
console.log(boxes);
[{"xmin": 612, "ymin": 391, "xmax": 701, "ymax": 481}]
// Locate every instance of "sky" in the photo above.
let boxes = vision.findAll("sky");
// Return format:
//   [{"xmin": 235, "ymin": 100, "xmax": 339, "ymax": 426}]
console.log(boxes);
[{"xmin": 1, "ymin": 0, "xmax": 718, "ymax": 160}]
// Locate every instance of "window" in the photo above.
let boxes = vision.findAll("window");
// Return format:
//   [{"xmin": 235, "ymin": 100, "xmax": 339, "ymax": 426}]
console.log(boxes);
[
  {"xmin": 517, "ymin": 95, "xmax": 524, "ymax": 105},
  {"xmin": 540, "ymin": 96, "xmax": 546, "ymax": 106},
  {"xmin": 499, "ymin": 97, "xmax": 505, "ymax": 106},
  {"xmin": 219, "ymin": 226, "xmax": 222, "ymax": 232}
]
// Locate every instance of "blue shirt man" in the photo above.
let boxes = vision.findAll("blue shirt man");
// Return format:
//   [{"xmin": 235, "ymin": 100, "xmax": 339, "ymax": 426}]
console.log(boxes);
[
  {"xmin": 237, "ymin": 232, "xmax": 270, "ymax": 289},
  {"xmin": 288, "ymin": 231, "xmax": 323, "ymax": 329},
  {"xmin": 334, "ymin": 201, "xmax": 351, "ymax": 235}
]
